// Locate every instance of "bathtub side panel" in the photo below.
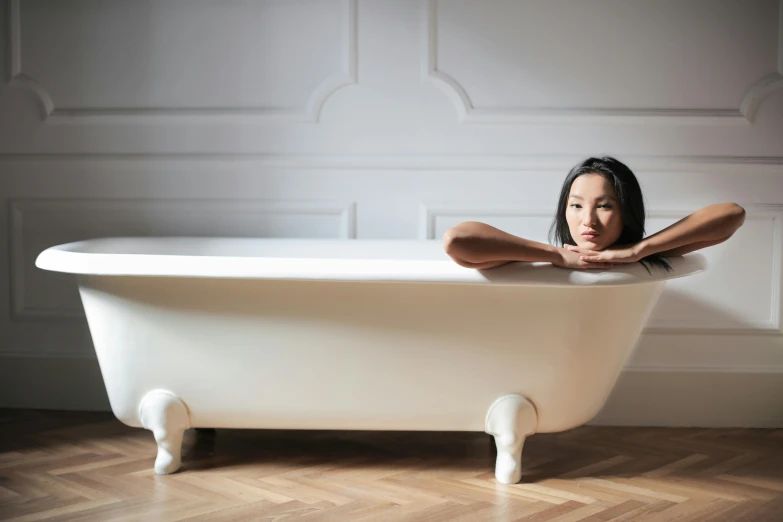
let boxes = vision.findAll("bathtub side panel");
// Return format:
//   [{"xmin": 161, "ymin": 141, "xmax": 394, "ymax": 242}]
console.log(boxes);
[
  {"xmin": 546, "ymin": 280, "xmax": 666, "ymax": 429},
  {"xmin": 78, "ymin": 280, "xmax": 145, "ymax": 428},
  {"xmin": 77, "ymin": 275, "xmax": 665, "ymax": 432}
]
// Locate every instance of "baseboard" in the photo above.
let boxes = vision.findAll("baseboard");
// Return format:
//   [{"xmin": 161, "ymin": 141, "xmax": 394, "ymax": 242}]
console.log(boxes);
[
  {"xmin": 591, "ymin": 368, "xmax": 783, "ymax": 428},
  {"xmin": 0, "ymin": 355, "xmax": 111, "ymax": 411},
  {"xmin": 2, "ymin": 357, "xmax": 782, "ymax": 428}
]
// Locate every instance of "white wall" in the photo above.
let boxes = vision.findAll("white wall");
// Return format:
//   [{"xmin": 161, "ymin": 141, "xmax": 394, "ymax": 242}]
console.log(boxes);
[{"xmin": 1, "ymin": 0, "xmax": 782, "ymax": 427}]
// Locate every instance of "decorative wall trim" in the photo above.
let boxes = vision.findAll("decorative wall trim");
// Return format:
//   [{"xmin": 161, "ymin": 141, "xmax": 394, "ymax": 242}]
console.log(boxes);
[
  {"xmin": 417, "ymin": 202, "xmax": 552, "ymax": 241},
  {"xmin": 0, "ymin": 351, "xmax": 96, "ymax": 360},
  {"xmin": 8, "ymin": 198, "xmax": 357, "ymax": 320},
  {"xmin": 2, "ymin": 355, "xmax": 782, "ymax": 426},
  {"xmin": 422, "ymin": 0, "xmax": 783, "ymax": 124},
  {"xmin": 2, "ymin": 345, "xmax": 783, "ymax": 376},
  {"xmin": 780, "ymin": 0, "xmax": 783, "ymax": 75},
  {"xmin": 4, "ymin": 0, "xmax": 358, "ymax": 123},
  {"xmin": 3, "ymin": 350, "xmax": 783, "ymax": 375},
  {"xmin": 419, "ymin": 202, "xmax": 783, "ymax": 335},
  {"xmin": 624, "ymin": 364, "xmax": 783, "ymax": 374},
  {"xmin": 5, "ymin": 0, "xmax": 54, "ymax": 115},
  {"xmin": 642, "ymin": 206, "xmax": 782, "ymax": 334},
  {"xmin": 0, "ymin": 153, "xmax": 782, "ymax": 170},
  {"xmin": 741, "ymin": 0, "xmax": 783, "ymax": 121},
  {"xmin": 740, "ymin": 73, "xmax": 783, "ymax": 123}
]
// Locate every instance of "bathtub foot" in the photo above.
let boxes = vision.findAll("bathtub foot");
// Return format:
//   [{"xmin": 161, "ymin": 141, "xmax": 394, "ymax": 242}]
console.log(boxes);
[
  {"xmin": 484, "ymin": 394, "xmax": 538, "ymax": 485},
  {"xmin": 139, "ymin": 390, "xmax": 191, "ymax": 475}
]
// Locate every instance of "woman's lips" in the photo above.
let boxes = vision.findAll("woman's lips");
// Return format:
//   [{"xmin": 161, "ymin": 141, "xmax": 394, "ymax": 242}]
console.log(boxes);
[{"xmin": 582, "ymin": 233, "xmax": 599, "ymax": 238}]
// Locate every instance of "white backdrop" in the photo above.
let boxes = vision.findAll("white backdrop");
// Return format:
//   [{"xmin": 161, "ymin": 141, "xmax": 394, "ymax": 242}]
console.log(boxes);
[{"xmin": 1, "ymin": 0, "xmax": 782, "ymax": 426}]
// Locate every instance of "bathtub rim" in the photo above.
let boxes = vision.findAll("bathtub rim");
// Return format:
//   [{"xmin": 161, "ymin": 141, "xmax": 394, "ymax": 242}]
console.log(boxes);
[{"xmin": 36, "ymin": 237, "xmax": 707, "ymax": 288}]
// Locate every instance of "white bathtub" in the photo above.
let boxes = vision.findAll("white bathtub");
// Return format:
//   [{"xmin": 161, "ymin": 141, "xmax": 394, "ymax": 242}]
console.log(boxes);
[{"xmin": 36, "ymin": 237, "xmax": 706, "ymax": 484}]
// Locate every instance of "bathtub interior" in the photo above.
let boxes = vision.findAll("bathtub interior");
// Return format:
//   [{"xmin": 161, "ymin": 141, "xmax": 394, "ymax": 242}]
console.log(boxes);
[{"xmin": 49, "ymin": 237, "xmax": 448, "ymax": 259}]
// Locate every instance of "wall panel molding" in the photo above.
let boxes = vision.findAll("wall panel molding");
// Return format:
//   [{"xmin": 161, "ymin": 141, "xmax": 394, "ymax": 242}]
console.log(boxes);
[
  {"xmin": 740, "ymin": 0, "xmax": 783, "ymax": 120},
  {"xmin": 3, "ymin": 355, "xmax": 783, "ymax": 428},
  {"xmin": 1, "ymin": 153, "xmax": 782, "ymax": 170},
  {"xmin": 422, "ymin": 0, "xmax": 783, "ymax": 124},
  {"xmin": 4, "ymin": 0, "xmax": 358, "ymax": 123},
  {"xmin": 644, "ymin": 206, "xmax": 782, "ymax": 334},
  {"xmin": 1, "ymin": 0, "xmax": 782, "ymax": 424},
  {"xmin": 8, "ymin": 198, "xmax": 357, "ymax": 320},
  {"xmin": 419, "ymin": 202, "xmax": 783, "ymax": 335}
]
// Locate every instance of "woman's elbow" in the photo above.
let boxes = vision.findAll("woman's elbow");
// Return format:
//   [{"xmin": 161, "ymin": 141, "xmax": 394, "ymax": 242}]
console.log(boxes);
[
  {"xmin": 442, "ymin": 223, "xmax": 479, "ymax": 253},
  {"xmin": 728, "ymin": 203, "xmax": 746, "ymax": 232},
  {"xmin": 442, "ymin": 227, "xmax": 456, "ymax": 249},
  {"xmin": 442, "ymin": 227, "xmax": 463, "ymax": 258},
  {"xmin": 728, "ymin": 202, "xmax": 745, "ymax": 216}
]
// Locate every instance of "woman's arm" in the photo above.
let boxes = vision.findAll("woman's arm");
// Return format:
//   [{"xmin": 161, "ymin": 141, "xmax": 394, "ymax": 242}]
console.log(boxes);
[
  {"xmin": 443, "ymin": 222, "xmax": 616, "ymax": 270},
  {"xmin": 636, "ymin": 203, "xmax": 746, "ymax": 258},
  {"xmin": 442, "ymin": 221, "xmax": 560, "ymax": 267}
]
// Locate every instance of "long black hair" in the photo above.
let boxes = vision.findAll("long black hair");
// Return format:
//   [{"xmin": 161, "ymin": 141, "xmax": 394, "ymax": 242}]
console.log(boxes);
[{"xmin": 548, "ymin": 156, "xmax": 672, "ymax": 274}]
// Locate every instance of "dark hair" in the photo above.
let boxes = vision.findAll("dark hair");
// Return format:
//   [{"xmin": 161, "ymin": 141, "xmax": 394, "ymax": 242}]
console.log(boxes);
[{"xmin": 548, "ymin": 156, "xmax": 672, "ymax": 274}]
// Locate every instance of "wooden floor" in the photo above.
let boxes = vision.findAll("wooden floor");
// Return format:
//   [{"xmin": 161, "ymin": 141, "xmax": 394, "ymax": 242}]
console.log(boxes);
[{"xmin": 1, "ymin": 410, "xmax": 782, "ymax": 521}]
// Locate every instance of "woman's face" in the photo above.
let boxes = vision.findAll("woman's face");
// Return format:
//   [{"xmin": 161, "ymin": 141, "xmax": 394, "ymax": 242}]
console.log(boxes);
[{"xmin": 566, "ymin": 173, "xmax": 623, "ymax": 251}]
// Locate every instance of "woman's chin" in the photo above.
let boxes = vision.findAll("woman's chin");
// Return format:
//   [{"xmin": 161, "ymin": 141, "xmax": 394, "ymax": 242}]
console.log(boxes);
[{"xmin": 580, "ymin": 239, "xmax": 603, "ymax": 250}]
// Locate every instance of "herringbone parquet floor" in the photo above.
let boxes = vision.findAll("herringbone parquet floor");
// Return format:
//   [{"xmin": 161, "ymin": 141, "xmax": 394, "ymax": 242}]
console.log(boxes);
[{"xmin": 1, "ymin": 409, "xmax": 782, "ymax": 521}]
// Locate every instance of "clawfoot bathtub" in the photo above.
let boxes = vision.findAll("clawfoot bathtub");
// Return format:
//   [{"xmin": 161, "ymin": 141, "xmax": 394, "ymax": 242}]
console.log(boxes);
[{"xmin": 36, "ymin": 238, "xmax": 706, "ymax": 483}]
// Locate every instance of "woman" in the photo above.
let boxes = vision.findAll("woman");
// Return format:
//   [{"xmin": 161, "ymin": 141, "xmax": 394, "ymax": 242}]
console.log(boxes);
[{"xmin": 442, "ymin": 156, "xmax": 746, "ymax": 273}]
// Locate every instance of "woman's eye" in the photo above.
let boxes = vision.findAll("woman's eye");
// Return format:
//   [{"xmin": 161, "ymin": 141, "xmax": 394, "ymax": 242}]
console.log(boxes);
[{"xmin": 569, "ymin": 204, "xmax": 612, "ymax": 209}]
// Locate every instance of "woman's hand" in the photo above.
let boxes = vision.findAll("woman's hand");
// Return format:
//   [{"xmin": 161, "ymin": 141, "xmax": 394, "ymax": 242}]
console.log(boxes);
[
  {"xmin": 563, "ymin": 243, "xmax": 642, "ymax": 265},
  {"xmin": 553, "ymin": 247, "xmax": 615, "ymax": 270}
]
